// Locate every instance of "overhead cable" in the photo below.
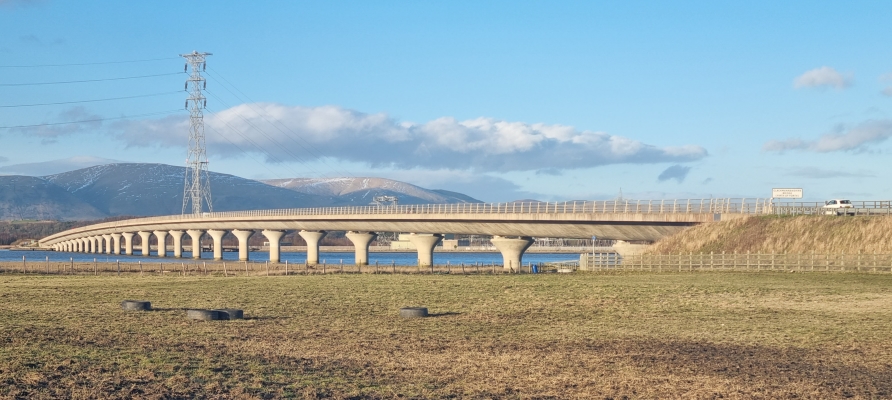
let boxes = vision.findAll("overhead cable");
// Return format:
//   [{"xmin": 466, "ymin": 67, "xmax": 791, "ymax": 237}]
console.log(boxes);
[
  {"xmin": 0, "ymin": 57, "xmax": 180, "ymax": 68},
  {"xmin": 0, "ymin": 72, "xmax": 182, "ymax": 86},
  {"xmin": 0, "ymin": 110, "xmax": 184, "ymax": 129},
  {"xmin": 0, "ymin": 91, "xmax": 181, "ymax": 108}
]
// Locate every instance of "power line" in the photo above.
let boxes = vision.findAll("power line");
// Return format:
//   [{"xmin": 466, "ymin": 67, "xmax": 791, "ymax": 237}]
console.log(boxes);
[
  {"xmin": 0, "ymin": 91, "xmax": 181, "ymax": 108},
  {"xmin": 0, "ymin": 110, "xmax": 184, "ymax": 129},
  {"xmin": 204, "ymin": 90, "xmax": 327, "ymax": 178},
  {"xmin": 0, "ymin": 72, "xmax": 182, "ymax": 86},
  {"xmin": 205, "ymin": 68, "xmax": 357, "ymax": 178},
  {"xmin": 0, "ymin": 57, "xmax": 180, "ymax": 68}
]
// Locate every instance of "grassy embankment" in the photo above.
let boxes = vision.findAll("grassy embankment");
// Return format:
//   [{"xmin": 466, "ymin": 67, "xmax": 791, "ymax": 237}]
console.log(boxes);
[
  {"xmin": 649, "ymin": 214, "xmax": 892, "ymax": 255},
  {"xmin": 1, "ymin": 273, "xmax": 890, "ymax": 398}
]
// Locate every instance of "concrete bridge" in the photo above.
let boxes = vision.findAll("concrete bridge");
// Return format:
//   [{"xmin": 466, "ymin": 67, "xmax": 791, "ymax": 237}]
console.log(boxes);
[{"xmin": 40, "ymin": 199, "xmax": 770, "ymax": 270}]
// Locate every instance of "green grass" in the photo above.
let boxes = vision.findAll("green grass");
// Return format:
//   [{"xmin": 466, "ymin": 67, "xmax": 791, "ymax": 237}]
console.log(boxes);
[{"xmin": 1, "ymin": 272, "xmax": 891, "ymax": 398}]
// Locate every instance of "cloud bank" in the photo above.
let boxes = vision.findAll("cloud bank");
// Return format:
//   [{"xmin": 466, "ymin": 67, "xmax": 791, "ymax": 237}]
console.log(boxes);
[
  {"xmin": 793, "ymin": 66, "xmax": 851, "ymax": 89},
  {"xmin": 763, "ymin": 120, "xmax": 892, "ymax": 153},
  {"xmin": 112, "ymin": 103, "xmax": 707, "ymax": 173}
]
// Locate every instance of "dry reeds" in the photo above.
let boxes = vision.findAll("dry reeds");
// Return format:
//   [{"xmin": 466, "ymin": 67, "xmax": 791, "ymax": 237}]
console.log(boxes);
[{"xmin": 648, "ymin": 215, "xmax": 892, "ymax": 255}]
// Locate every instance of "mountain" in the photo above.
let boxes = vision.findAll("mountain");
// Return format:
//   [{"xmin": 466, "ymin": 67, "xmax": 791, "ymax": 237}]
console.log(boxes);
[
  {"xmin": 43, "ymin": 163, "xmax": 332, "ymax": 217},
  {"xmin": 262, "ymin": 177, "xmax": 483, "ymax": 205},
  {"xmin": 0, "ymin": 163, "xmax": 483, "ymax": 221},
  {"xmin": 0, "ymin": 156, "xmax": 123, "ymax": 176},
  {"xmin": 0, "ymin": 175, "xmax": 106, "ymax": 221}
]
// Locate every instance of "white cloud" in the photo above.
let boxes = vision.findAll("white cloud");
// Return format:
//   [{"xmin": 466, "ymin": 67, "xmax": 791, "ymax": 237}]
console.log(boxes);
[
  {"xmin": 763, "ymin": 120, "xmax": 892, "ymax": 153},
  {"xmin": 10, "ymin": 107, "xmax": 102, "ymax": 142},
  {"xmin": 112, "ymin": 103, "xmax": 708, "ymax": 173},
  {"xmin": 793, "ymin": 66, "xmax": 851, "ymax": 89}
]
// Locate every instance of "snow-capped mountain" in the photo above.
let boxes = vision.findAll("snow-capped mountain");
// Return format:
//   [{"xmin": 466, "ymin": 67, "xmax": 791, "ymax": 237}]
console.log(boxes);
[
  {"xmin": 0, "ymin": 163, "xmax": 481, "ymax": 220},
  {"xmin": 263, "ymin": 177, "xmax": 481, "ymax": 205}
]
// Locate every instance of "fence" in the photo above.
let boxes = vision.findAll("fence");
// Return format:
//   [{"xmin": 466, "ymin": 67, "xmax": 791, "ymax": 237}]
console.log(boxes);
[
  {"xmin": 0, "ymin": 258, "xmax": 547, "ymax": 276},
  {"xmin": 581, "ymin": 252, "xmax": 892, "ymax": 273}
]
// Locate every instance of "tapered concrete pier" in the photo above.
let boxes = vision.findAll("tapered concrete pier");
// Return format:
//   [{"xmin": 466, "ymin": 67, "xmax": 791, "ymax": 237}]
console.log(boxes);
[
  {"xmin": 298, "ymin": 230, "xmax": 326, "ymax": 265},
  {"xmin": 490, "ymin": 236, "xmax": 534, "ymax": 271},
  {"xmin": 231, "ymin": 229, "xmax": 253, "ymax": 261},
  {"xmin": 346, "ymin": 231, "xmax": 377, "ymax": 265},
  {"xmin": 407, "ymin": 233, "xmax": 443, "ymax": 267},
  {"xmin": 262, "ymin": 230, "xmax": 285, "ymax": 263}
]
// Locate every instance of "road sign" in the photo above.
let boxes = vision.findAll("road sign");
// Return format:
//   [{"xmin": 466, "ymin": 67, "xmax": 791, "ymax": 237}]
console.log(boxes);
[{"xmin": 772, "ymin": 188, "xmax": 803, "ymax": 199}]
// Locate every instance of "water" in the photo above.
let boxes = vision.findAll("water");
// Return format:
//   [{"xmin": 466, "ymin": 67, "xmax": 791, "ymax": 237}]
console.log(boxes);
[{"xmin": 0, "ymin": 249, "xmax": 580, "ymax": 266}]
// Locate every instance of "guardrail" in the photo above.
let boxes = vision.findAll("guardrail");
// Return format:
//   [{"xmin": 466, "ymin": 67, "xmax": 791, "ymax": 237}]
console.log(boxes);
[{"xmin": 39, "ymin": 198, "xmax": 892, "ymax": 243}]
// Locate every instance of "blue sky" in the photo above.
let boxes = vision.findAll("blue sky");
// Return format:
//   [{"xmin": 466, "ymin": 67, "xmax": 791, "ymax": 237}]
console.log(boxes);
[{"xmin": 1, "ymin": 0, "xmax": 891, "ymax": 202}]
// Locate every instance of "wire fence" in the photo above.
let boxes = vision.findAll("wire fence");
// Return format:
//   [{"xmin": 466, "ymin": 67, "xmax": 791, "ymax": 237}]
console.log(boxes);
[
  {"xmin": 0, "ymin": 259, "xmax": 545, "ymax": 276},
  {"xmin": 580, "ymin": 252, "xmax": 892, "ymax": 273}
]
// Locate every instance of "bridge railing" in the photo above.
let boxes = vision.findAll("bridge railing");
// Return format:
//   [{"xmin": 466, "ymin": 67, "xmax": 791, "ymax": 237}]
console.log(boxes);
[{"xmin": 40, "ymin": 198, "xmax": 892, "ymax": 242}]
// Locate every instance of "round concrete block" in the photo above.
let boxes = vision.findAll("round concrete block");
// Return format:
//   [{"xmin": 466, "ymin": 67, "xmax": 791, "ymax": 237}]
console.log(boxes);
[
  {"xmin": 400, "ymin": 307, "xmax": 428, "ymax": 318},
  {"xmin": 120, "ymin": 300, "xmax": 151, "ymax": 311},
  {"xmin": 213, "ymin": 309, "xmax": 244, "ymax": 320},
  {"xmin": 186, "ymin": 309, "xmax": 220, "ymax": 321}
]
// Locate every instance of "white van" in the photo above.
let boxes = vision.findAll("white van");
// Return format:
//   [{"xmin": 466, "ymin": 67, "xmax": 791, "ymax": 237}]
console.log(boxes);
[{"xmin": 822, "ymin": 199, "xmax": 854, "ymax": 215}]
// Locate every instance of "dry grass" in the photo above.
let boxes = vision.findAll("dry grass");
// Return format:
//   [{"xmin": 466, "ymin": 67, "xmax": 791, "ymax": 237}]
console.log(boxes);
[
  {"xmin": 649, "ymin": 215, "xmax": 892, "ymax": 255},
  {"xmin": 1, "ymin": 272, "xmax": 891, "ymax": 399}
]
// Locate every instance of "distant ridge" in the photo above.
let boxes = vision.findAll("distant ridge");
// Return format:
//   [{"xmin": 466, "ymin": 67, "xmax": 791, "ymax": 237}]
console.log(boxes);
[
  {"xmin": 0, "ymin": 163, "xmax": 483, "ymax": 220},
  {"xmin": 262, "ymin": 177, "xmax": 482, "ymax": 205}
]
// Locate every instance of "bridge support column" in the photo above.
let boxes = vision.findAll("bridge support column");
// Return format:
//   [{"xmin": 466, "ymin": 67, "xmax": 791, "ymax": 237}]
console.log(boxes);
[
  {"xmin": 407, "ymin": 233, "xmax": 443, "ymax": 267},
  {"xmin": 262, "ymin": 230, "xmax": 285, "ymax": 263},
  {"xmin": 186, "ymin": 230, "xmax": 204, "ymax": 259},
  {"xmin": 346, "ymin": 231, "xmax": 377, "ymax": 266},
  {"xmin": 207, "ymin": 230, "xmax": 226, "ymax": 261},
  {"xmin": 111, "ymin": 233, "xmax": 122, "ymax": 255},
  {"xmin": 231, "ymin": 230, "xmax": 253, "ymax": 261},
  {"xmin": 153, "ymin": 231, "xmax": 168, "ymax": 257},
  {"xmin": 122, "ymin": 232, "xmax": 135, "ymax": 255},
  {"xmin": 102, "ymin": 235, "xmax": 112, "ymax": 254},
  {"xmin": 76, "ymin": 238, "xmax": 83, "ymax": 252},
  {"xmin": 81, "ymin": 238, "xmax": 88, "ymax": 253},
  {"xmin": 89, "ymin": 237, "xmax": 97, "ymax": 253},
  {"xmin": 169, "ymin": 230, "xmax": 184, "ymax": 258},
  {"xmin": 491, "ymin": 236, "xmax": 534, "ymax": 272},
  {"xmin": 138, "ymin": 231, "xmax": 152, "ymax": 256},
  {"xmin": 298, "ymin": 230, "xmax": 326, "ymax": 265}
]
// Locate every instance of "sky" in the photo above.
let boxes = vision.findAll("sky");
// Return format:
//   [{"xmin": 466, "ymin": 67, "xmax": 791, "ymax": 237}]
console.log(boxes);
[{"xmin": 1, "ymin": 0, "xmax": 891, "ymax": 202}]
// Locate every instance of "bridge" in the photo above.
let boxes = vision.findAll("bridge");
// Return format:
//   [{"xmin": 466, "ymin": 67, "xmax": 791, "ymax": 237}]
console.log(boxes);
[{"xmin": 39, "ymin": 199, "xmax": 775, "ymax": 270}]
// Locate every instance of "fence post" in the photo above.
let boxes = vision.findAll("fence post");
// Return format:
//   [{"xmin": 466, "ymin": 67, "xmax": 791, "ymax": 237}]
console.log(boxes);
[{"xmin": 266, "ymin": 261, "xmax": 269, "ymax": 276}]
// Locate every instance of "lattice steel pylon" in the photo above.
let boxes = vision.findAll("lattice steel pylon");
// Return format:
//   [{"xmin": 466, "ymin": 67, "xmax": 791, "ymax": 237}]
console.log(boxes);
[{"xmin": 180, "ymin": 51, "xmax": 213, "ymax": 215}]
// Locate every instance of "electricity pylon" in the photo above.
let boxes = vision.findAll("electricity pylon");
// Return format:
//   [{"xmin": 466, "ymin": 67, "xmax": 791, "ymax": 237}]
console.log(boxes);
[{"xmin": 180, "ymin": 51, "xmax": 213, "ymax": 215}]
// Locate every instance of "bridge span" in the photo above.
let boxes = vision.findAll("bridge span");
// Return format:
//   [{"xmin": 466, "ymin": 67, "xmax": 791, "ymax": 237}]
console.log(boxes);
[{"xmin": 40, "ymin": 199, "xmax": 769, "ymax": 270}]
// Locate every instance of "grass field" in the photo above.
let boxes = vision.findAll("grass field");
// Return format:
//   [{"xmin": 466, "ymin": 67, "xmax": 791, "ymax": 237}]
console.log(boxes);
[{"xmin": 1, "ymin": 271, "xmax": 891, "ymax": 399}]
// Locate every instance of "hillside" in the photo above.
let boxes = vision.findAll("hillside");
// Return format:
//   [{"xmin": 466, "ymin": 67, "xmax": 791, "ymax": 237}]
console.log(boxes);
[
  {"xmin": 43, "ymin": 164, "xmax": 332, "ymax": 217},
  {"xmin": 648, "ymin": 215, "xmax": 892, "ymax": 255},
  {"xmin": 0, "ymin": 163, "xmax": 485, "ymax": 221},
  {"xmin": 263, "ymin": 177, "xmax": 482, "ymax": 205},
  {"xmin": 0, "ymin": 176, "xmax": 106, "ymax": 221}
]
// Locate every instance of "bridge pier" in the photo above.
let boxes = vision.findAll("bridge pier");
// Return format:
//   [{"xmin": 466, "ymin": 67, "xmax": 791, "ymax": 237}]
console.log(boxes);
[
  {"xmin": 491, "ymin": 236, "xmax": 534, "ymax": 272},
  {"xmin": 298, "ymin": 230, "xmax": 326, "ymax": 265},
  {"xmin": 90, "ymin": 236, "xmax": 98, "ymax": 253},
  {"xmin": 153, "ymin": 231, "xmax": 169, "ymax": 257},
  {"xmin": 407, "ymin": 233, "xmax": 443, "ymax": 267},
  {"xmin": 207, "ymin": 230, "xmax": 226, "ymax": 261},
  {"xmin": 122, "ymin": 232, "xmax": 135, "ymax": 255},
  {"xmin": 262, "ymin": 230, "xmax": 285, "ymax": 263},
  {"xmin": 231, "ymin": 230, "xmax": 253, "ymax": 261},
  {"xmin": 346, "ymin": 231, "xmax": 377, "ymax": 265},
  {"xmin": 169, "ymin": 230, "xmax": 184, "ymax": 258},
  {"xmin": 102, "ymin": 235, "xmax": 112, "ymax": 254},
  {"xmin": 138, "ymin": 231, "xmax": 152, "ymax": 256},
  {"xmin": 75, "ymin": 238, "xmax": 83, "ymax": 252},
  {"xmin": 186, "ymin": 230, "xmax": 204, "ymax": 259},
  {"xmin": 111, "ymin": 233, "xmax": 122, "ymax": 255}
]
